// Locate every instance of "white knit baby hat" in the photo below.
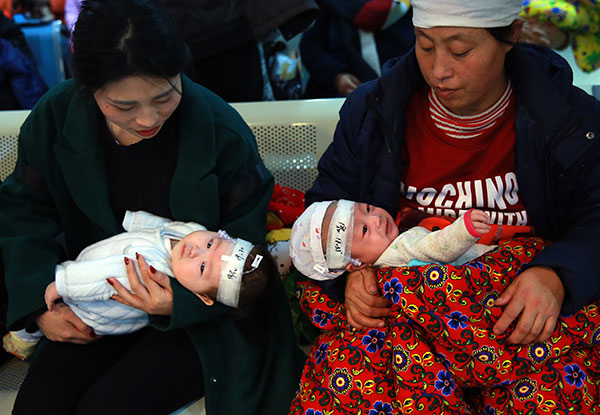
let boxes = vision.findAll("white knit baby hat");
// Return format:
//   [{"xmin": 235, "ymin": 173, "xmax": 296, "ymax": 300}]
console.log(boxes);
[
  {"xmin": 412, "ymin": 0, "xmax": 523, "ymax": 28},
  {"xmin": 289, "ymin": 200, "xmax": 360, "ymax": 280}
]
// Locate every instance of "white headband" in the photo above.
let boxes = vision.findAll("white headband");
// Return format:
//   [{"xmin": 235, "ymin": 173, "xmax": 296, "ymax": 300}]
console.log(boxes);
[
  {"xmin": 326, "ymin": 200, "xmax": 355, "ymax": 271},
  {"xmin": 308, "ymin": 202, "xmax": 333, "ymax": 277},
  {"xmin": 216, "ymin": 231, "xmax": 260, "ymax": 308},
  {"xmin": 412, "ymin": 0, "xmax": 522, "ymax": 29}
]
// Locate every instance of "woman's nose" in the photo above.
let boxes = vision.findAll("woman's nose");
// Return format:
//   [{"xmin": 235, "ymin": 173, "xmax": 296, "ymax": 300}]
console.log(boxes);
[
  {"xmin": 432, "ymin": 52, "xmax": 453, "ymax": 81},
  {"xmin": 136, "ymin": 106, "xmax": 158, "ymax": 128}
]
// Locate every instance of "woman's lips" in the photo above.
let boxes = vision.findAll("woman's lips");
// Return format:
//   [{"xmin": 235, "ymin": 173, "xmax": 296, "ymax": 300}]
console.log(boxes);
[
  {"xmin": 435, "ymin": 87, "xmax": 457, "ymax": 99},
  {"xmin": 136, "ymin": 126, "xmax": 159, "ymax": 137}
]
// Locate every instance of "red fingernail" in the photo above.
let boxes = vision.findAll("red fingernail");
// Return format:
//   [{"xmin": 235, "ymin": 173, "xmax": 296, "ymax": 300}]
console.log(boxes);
[
  {"xmin": 107, "ymin": 278, "xmax": 114, "ymax": 286},
  {"xmin": 149, "ymin": 265, "xmax": 156, "ymax": 274},
  {"xmin": 135, "ymin": 252, "xmax": 140, "ymax": 260},
  {"xmin": 124, "ymin": 257, "xmax": 130, "ymax": 265}
]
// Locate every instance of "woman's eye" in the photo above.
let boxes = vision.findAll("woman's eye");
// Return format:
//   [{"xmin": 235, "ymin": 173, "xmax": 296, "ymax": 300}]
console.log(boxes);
[
  {"xmin": 115, "ymin": 106, "xmax": 133, "ymax": 112},
  {"xmin": 207, "ymin": 239, "xmax": 213, "ymax": 249},
  {"xmin": 200, "ymin": 263, "xmax": 205, "ymax": 274},
  {"xmin": 155, "ymin": 97, "xmax": 171, "ymax": 104},
  {"xmin": 452, "ymin": 50, "xmax": 470, "ymax": 58},
  {"xmin": 362, "ymin": 225, "xmax": 367, "ymax": 235},
  {"xmin": 366, "ymin": 205, "xmax": 371, "ymax": 213}
]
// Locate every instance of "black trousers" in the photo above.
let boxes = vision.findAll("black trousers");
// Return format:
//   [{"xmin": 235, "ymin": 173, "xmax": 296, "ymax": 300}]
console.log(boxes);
[
  {"xmin": 12, "ymin": 327, "xmax": 204, "ymax": 415},
  {"xmin": 188, "ymin": 39, "xmax": 264, "ymax": 103}
]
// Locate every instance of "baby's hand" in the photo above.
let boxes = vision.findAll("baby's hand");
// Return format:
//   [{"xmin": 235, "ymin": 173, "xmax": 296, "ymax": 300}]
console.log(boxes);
[
  {"xmin": 44, "ymin": 282, "xmax": 62, "ymax": 312},
  {"xmin": 470, "ymin": 209, "xmax": 491, "ymax": 235}
]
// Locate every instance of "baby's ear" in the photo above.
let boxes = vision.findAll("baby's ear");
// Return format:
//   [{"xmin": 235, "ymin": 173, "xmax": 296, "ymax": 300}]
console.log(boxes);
[
  {"xmin": 196, "ymin": 293, "xmax": 214, "ymax": 306},
  {"xmin": 345, "ymin": 262, "xmax": 368, "ymax": 272}
]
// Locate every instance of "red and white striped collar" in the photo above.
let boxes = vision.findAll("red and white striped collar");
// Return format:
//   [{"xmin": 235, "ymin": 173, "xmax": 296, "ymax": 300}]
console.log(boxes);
[{"xmin": 428, "ymin": 80, "xmax": 513, "ymax": 139}]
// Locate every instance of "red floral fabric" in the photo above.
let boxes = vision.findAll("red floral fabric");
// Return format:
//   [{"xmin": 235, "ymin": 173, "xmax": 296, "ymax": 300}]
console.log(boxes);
[{"xmin": 291, "ymin": 238, "xmax": 600, "ymax": 414}]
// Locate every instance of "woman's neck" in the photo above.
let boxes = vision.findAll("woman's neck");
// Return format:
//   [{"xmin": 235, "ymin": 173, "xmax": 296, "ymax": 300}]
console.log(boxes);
[{"xmin": 106, "ymin": 120, "xmax": 143, "ymax": 146}]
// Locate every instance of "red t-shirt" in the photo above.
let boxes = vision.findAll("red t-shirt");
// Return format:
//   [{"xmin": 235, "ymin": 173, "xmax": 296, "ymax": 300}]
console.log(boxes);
[{"xmin": 398, "ymin": 85, "xmax": 532, "ymax": 238}]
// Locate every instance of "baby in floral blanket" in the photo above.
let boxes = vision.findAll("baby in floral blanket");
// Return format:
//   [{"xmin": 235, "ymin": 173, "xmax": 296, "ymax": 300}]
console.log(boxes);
[
  {"xmin": 290, "ymin": 236, "xmax": 600, "ymax": 414},
  {"xmin": 288, "ymin": 201, "xmax": 600, "ymax": 414},
  {"xmin": 289, "ymin": 199, "xmax": 495, "ymax": 281}
]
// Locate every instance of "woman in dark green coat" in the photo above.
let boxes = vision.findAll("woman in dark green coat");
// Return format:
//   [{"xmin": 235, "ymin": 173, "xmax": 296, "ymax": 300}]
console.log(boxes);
[{"xmin": 0, "ymin": 0, "xmax": 304, "ymax": 413}]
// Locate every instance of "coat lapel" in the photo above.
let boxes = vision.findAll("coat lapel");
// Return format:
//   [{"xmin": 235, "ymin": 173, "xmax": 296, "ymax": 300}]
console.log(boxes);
[
  {"xmin": 54, "ymin": 89, "xmax": 121, "ymax": 235},
  {"xmin": 169, "ymin": 77, "xmax": 220, "ymax": 230}
]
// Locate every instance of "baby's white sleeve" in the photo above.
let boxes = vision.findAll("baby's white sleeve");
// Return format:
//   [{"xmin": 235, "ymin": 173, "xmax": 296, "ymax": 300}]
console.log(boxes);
[
  {"xmin": 55, "ymin": 256, "xmax": 134, "ymax": 302},
  {"xmin": 403, "ymin": 217, "xmax": 478, "ymax": 264}
]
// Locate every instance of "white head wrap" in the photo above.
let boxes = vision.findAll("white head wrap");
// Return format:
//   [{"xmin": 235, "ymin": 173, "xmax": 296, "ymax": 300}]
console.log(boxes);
[
  {"xmin": 289, "ymin": 200, "xmax": 360, "ymax": 281},
  {"xmin": 412, "ymin": 0, "xmax": 522, "ymax": 29},
  {"xmin": 215, "ymin": 231, "xmax": 261, "ymax": 308}
]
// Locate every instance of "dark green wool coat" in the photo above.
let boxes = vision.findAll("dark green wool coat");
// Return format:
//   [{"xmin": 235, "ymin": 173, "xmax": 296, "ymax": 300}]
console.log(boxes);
[{"xmin": 0, "ymin": 76, "xmax": 305, "ymax": 414}]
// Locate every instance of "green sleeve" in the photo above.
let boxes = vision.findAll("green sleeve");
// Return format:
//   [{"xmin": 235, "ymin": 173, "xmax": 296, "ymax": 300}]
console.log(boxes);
[{"xmin": 0, "ymin": 110, "xmax": 63, "ymax": 329}]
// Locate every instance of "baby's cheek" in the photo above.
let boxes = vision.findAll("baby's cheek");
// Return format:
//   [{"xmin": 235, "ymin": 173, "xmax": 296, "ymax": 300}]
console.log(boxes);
[{"xmin": 373, "ymin": 238, "xmax": 389, "ymax": 255}]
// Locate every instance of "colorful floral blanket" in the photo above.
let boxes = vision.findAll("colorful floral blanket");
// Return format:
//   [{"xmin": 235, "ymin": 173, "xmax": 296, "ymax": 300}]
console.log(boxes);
[
  {"xmin": 290, "ymin": 238, "xmax": 600, "ymax": 414},
  {"xmin": 521, "ymin": 0, "xmax": 600, "ymax": 72}
]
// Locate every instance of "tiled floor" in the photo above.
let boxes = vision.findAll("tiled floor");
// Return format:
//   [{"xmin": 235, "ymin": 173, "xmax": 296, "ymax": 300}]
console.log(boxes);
[
  {"xmin": 0, "ymin": 357, "xmax": 27, "ymax": 415},
  {"xmin": 0, "ymin": 391, "xmax": 17, "ymax": 415}
]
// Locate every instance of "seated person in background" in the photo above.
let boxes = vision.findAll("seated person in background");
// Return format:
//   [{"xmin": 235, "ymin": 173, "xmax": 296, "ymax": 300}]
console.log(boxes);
[
  {"xmin": 519, "ymin": 0, "xmax": 600, "ymax": 73},
  {"xmin": 290, "ymin": 199, "xmax": 495, "ymax": 280},
  {"xmin": 4, "ymin": 210, "xmax": 275, "ymax": 359},
  {"xmin": 0, "ymin": 13, "xmax": 47, "ymax": 109},
  {"xmin": 300, "ymin": 0, "xmax": 415, "ymax": 98},
  {"xmin": 0, "ymin": 38, "xmax": 48, "ymax": 109},
  {"xmin": 156, "ymin": 0, "xmax": 317, "ymax": 102}
]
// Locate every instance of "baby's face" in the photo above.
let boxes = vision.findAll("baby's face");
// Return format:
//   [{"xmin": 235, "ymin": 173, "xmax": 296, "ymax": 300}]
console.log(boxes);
[
  {"xmin": 171, "ymin": 231, "xmax": 233, "ymax": 296},
  {"xmin": 351, "ymin": 203, "xmax": 399, "ymax": 264}
]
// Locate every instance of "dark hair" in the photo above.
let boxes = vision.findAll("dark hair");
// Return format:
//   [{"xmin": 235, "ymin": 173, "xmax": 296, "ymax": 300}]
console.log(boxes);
[
  {"xmin": 230, "ymin": 245, "xmax": 278, "ymax": 343},
  {"xmin": 486, "ymin": 21, "xmax": 520, "ymax": 46},
  {"xmin": 236, "ymin": 245, "xmax": 278, "ymax": 312},
  {"xmin": 71, "ymin": 0, "xmax": 190, "ymax": 91}
]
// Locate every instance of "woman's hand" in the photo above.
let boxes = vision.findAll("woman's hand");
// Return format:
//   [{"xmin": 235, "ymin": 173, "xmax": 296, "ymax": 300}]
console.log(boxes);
[
  {"xmin": 108, "ymin": 253, "xmax": 173, "ymax": 315},
  {"xmin": 36, "ymin": 303, "xmax": 99, "ymax": 344},
  {"xmin": 334, "ymin": 73, "xmax": 361, "ymax": 96},
  {"xmin": 493, "ymin": 266, "xmax": 564, "ymax": 344},
  {"xmin": 345, "ymin": 268, "xmax": 391, "ymax": 330}
]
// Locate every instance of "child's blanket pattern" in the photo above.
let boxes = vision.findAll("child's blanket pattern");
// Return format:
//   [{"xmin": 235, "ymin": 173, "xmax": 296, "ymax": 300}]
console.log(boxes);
[{"xmin": 290, "ymin": 238, "xmax": 600, "ymax": 414}]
